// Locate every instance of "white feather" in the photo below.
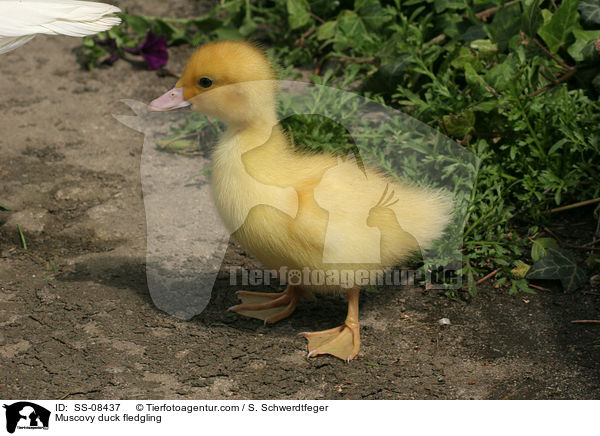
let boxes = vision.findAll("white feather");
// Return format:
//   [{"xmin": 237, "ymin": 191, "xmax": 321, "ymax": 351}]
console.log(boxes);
[{"xmin": 0, "ymin": 0, "xmax": 121, "ymax": 54}]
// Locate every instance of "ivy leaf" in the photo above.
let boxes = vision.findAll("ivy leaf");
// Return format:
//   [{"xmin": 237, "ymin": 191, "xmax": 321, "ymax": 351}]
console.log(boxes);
[
  {"xmin": 567, "ymin": 29, "xmax": 600, "ymax": 61},
  {"xmin": 537, "ymin": 0, "xmax": 581, "ymax": 53},
  {"xmin": 582, "ymin": 37, "xmax": 600, "ymax": 61},
  {"xmin": 527, "ymin": 248, "xmax": 588, "ymax": 292},
  {"xmin": 332, "ymin": 11, "xmax": 375, "ymax": 52},
  {"xmin": 531, "ymin": 237, "xmax": 559, "ymax": 262},
  {"xmin": 521, "ymin": 0, "xmax": 543, "ymax": 37},
  {"xmin": 487, "ymin": 4, "xmax": 522, "ymax": 51},
  {"xmin": 470, "ymin": 39, "xmax": 498, "ymax": 52},
  {"xmin": 578, "ymin": 0, "xmax": 600, "ymax": 27},
  {"xmin": 354, "ymin": 0, "xmax": 396, "ymax": 30},
  {"xmin": 484, "ymin": 58, "xmax": 516, "ymax": 91},
  {"xmin": 286, "ymin": 0, "xmax": 312, "ymax": 29},
  {"xmin": 464, "ymin": 63, "xmax": 491, "ymax": 95},
  {"xmin": 451, "ymin": 46, "xmax": 481, "ymax": 69},
  {"xmin": 316, "ymin": 20, "xmax": 336, "ymax": 40}
]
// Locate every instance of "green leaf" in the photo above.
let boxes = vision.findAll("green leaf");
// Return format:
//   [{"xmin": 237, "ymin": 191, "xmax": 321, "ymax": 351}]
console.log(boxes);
[
  {"xmin": 471, "ymin": 100, "xmax": 500, "ymax": 112},
  {"xmin": 518, "ymin": 279, "xmax": 537, "ymax": 294},
  {"xmin": 582, "ymin": 37, "xmax": 600, "ymax": 61},
  {"xmin": 213, "ymin": 26, "xmax": 243, "ymax": 40},
  {"xmin": 156, "ymin": 139, "xmax": 199, "ymax": 154},
  {"xmin": 531, "ymin": 237, "xmax": 559, "ymax": 262},
  {"xmin": 527, "ymin": 248, "xmax": 588, "ymax": 292},
  {"xmin": 511, "ymin": 260, "xmax": 531, "ymax": 279},
  {"xmin": 191, "ymin": 17, "xmax": 224, "ymax": 33},
  {"xmin": 316, "ymin": 20, "xmax": 336, "ymax": 40},
  {"xmin": 434, "ymin": 0, "xmax": 467, "ymax": 12},
  {"xmin": 332, "ymin": 10, "xmax": 374, "ymax": 52},
  {"xmin": 464, "ymin": 63, "xmax": 490, "ymax": 95},
  {"xmin": 467, "ymin": 267, "xmax": 477, "ymax": 297},
  {"xmin": 82, "ymin": 36, "xmax": 94, "ymax": 48},
  {"xmin": 487, "ymin": 4, "xmax": 522, "ymax": 51},
  {"xmin": 521, "ymin": 0, "xmax": 543, "ymax": 37},
  {"xmin": 287, "ymin": 0, "xmax": 312, "ymax": 29},
  {"xmin": 451, "ymin": 46, "xmax": 481, "ymax": 69},
  {"xmin": 0, "ymin": 204, "xmax": 11, "ymax": 211},
  {"xmin": 568, "ymin": 29, "xmax": 600, "ymax": 61},
  {"xmin": 537, "ymin": 0, "xmax": 581, "ymax": 53},
  {"xmin": 470, "ymin": 39, "xmax": 498, "ymax": 52},
  {"xmin": 461, "ymin": 24, "xmax": 487, "ymax": 42},
  {"xmin": 239, "ymin": 17, "xmax": 258, "ymax": 36},
  {"xmin": 336, "ymin": 10, "xmax": 367, "ymax": 37},
  {"xmin": 151, "ymin": 18, "xmax": 188, "ymax": 44},
  {"xmin": 578, "ymin": 0, "xmax": 600, "ymax": 27},
  {"xmin": 124, "ymin": 14, "xmax": 150, "ymax": 36},
  {"xmin": 355, "ymin": 0, "xmax": 396, "ymax": 29},
  {"xmin": 485, "ymin": 59, "xmax": 516, "ymax": 91},
  {"xmin": 442, "ymin": 110, "xmax": 475, "ymax": 137}
]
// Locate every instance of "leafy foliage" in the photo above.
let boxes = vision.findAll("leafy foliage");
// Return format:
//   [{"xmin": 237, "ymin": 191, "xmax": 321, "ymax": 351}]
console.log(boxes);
[{"xmin": 528, "ymin": 247, "xmax": 588, "ymax": 291}]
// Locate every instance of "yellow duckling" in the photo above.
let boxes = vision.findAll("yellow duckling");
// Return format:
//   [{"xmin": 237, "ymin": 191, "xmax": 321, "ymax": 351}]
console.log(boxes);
[{"xmin": 149, "ymin": 41, "xmax": 452, "ymax": 361}]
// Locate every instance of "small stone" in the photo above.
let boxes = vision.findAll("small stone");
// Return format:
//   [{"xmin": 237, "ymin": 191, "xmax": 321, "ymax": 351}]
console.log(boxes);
[
  {"xmin": 0, "ymin": 340, "xmax": 30, "ymax": 358},
  {"xmin": 2, "ymin": 208, "xmax": 52, "ymax": 233},
  {"xmin": 437, "ymin": 318, "xmax": 451, "ymax": 325}
]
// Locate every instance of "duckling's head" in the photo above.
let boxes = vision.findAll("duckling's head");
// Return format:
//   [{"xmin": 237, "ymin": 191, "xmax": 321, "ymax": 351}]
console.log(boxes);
[{"xmin": 148, "ymin": 41, "xmax": 277, "ymax": 129}]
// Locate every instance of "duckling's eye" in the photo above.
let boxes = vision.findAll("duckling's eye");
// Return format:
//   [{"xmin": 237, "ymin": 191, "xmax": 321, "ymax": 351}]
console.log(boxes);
[{"xmin": 198, "ymin": 77, "xmax": 213, "ymax": 88}]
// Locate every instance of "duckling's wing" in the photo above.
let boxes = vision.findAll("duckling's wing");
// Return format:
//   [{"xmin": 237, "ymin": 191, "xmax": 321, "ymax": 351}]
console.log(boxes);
[{"xmin": 0, "ymin": 0, "xmax": 120, "ymax": 54}]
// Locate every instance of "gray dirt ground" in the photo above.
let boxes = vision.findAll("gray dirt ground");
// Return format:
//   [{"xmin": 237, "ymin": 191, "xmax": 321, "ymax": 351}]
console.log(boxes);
[{"xmin": 1, "ymin": 0, "xmax": 599, "ymax": 400}]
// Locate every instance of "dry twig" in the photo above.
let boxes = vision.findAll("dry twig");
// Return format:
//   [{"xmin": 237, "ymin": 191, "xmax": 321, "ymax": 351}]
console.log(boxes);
[
  {"xmin": 477, "ymin": 268, "xmax": 501, "ymax": 285},
  {"xmin": 475, "ymin": 0, "xmax": 519, "ymax": 21},
  {"xmin": 551, "ymin": 197, "xmax": 600, "ymax": 213}
]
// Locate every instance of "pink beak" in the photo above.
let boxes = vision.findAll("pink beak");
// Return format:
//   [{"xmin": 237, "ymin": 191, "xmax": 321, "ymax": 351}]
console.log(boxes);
[{"xmin": 148, "ymin": 87, "xmax": 191, "ymax": 112}]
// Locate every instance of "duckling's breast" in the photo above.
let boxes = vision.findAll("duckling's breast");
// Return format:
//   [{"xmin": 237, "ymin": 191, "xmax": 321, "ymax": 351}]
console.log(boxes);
[{"xmin": 210, "ymin": 133, "xmax": 299, "ymax": 253}]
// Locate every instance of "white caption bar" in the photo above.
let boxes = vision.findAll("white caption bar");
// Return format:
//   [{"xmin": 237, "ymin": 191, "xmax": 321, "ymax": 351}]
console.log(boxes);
[{"xmin": 0, "ymin": 400, "xmax": 596, "ymax": 435}]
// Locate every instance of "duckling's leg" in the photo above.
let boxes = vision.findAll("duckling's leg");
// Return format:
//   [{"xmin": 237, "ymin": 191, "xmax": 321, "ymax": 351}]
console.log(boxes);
[
  {"xmin": 300, "ymin": 287, "xmax": 360, "ymax": 362},
  {"xmin": 228, "ymin": 285, "xmax": 303, "ymax": 324}
]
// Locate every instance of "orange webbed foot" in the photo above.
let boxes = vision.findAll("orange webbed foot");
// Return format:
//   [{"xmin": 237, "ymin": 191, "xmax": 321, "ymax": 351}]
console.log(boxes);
[
  {"xmin": 300, "ymin": 320, "xmax": 360, "ymax": 362},
  {"xmin": 299, "ymin": 287, "xmax": 361, "ymax": 362},
  {"xmin": 228, "ymin": 285, "xmax": 302, "ymax": 324}
]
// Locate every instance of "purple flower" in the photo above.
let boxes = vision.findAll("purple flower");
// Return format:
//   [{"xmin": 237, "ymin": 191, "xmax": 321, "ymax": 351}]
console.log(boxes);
[{"xmin": 138, "ymin": 30, "xmax": 168, "ymax": 70}]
